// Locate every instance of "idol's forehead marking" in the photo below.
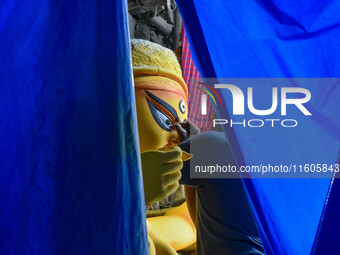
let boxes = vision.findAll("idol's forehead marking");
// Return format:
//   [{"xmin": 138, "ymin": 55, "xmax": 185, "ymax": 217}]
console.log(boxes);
[{"xmin": 158, "ymin": 78, "xmax": 182, "ymax": 89}]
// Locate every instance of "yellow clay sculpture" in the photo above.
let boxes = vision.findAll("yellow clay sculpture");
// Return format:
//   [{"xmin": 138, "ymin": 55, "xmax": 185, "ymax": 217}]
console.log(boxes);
[{"xmin": 132, "ymin": 39, "xmax": 196, "ymax": 255}]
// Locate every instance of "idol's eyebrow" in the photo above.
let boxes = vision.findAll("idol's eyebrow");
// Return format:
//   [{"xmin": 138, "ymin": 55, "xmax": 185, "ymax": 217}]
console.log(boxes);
[{"xmin": 145, "ymin": 90, "xmax": 178, "ymax": 120}]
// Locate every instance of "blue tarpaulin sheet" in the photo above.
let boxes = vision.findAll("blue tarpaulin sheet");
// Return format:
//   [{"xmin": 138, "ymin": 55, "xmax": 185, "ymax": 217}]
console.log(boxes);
[
  {"xmin": 176, "ymin": 0, "xmax": 340, "ymax": 254},
  {"xmin": 0, "ymin": 0, "xmax": 148, "ymax": 254},
  {"xmin": 2, "ymin": 0, "xmax": 340, "ymax": 254}
]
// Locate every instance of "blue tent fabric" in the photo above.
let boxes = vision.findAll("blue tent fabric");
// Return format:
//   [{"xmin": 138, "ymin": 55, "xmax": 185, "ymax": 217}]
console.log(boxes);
[
  {"xmin": 176, "ymin": 0, "xmax": 340, "ymax": 254},
  {"xmin": 0, "ymin": 0, "xmax": 148, "ymax": 254}
]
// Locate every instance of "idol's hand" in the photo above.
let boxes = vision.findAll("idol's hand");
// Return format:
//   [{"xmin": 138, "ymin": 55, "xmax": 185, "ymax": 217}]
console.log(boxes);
[{"xmin": 141, "ymin": 146, "xmax": 183, "ymax": 205}]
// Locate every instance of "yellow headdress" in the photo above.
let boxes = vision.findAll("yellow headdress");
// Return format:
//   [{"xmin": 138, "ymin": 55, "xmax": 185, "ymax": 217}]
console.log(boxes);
[{"xmin": 131, "ymin": 39, "xmax": 188, "ymax": 100}]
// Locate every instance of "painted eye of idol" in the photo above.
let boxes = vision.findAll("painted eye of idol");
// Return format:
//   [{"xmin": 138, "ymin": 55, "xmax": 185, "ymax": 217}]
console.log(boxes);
[
  {"xmin": 179, "ymin": 99, "xmax": 186, "ymax": 113},
  {"xmin": 145, "ymin": 90, "xmax": 178, "ymax": 132},
  {"xmin": 147, "ymin": 100, "xmax": 173, "ymax": 132}
]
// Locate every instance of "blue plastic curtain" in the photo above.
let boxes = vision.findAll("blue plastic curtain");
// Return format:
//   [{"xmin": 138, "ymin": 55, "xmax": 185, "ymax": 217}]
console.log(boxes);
[
  {"xmin": 0, "ymin": 0, "xmax": 148, "ymax": 254},
  {"xmin": 176, "ymin": 0, "xmax": 340, "ymax": 254}
]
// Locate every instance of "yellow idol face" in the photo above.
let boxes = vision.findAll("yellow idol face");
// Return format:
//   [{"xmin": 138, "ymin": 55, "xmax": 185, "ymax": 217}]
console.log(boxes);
[{"xmin": 134, "ymin": 76, "xmax": 188, "ymax": 153}]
